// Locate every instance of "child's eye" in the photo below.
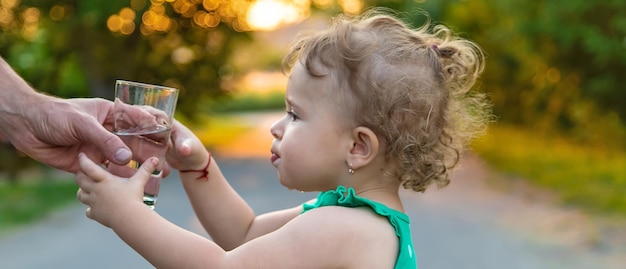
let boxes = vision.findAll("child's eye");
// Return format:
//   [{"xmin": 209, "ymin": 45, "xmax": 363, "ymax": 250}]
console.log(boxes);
[{"xmin": 286, "ymin": 110, "xmax": 299, "ymax": 121}]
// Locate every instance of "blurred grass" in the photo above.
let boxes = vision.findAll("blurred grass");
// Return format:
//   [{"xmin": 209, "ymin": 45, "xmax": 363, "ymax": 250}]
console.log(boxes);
[
  {"xmin": 472, "ymin": 124, "xmax": 626, "ymax": 217},
  {"xmin": 178, "ymin": 113, "xmax": 253, "ymax": 149},
  {"xmin": 202, "ymin": 90, "xmax": 285, "ymax": 114},
  {"xmin": 0, "ymin": 178, "xmax": 77, "ymax": 234}
]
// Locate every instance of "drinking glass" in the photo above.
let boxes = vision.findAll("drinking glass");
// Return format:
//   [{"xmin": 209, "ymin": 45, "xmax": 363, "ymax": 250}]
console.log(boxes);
[{"xmin": 110, "ymin": 80, "xmax": 179, "ymax": 209}]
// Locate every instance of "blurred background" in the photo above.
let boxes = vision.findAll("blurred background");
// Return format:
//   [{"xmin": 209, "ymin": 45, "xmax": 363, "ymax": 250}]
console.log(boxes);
[{"xmin": 0, "ymin": 0, "xmax": 624, "ymax": 267}]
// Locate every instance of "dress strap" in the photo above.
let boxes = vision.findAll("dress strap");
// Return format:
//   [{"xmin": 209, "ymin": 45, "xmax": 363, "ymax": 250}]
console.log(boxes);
[{"xmin": 301, "ymin": 185, "xmax": 417, "ymax": 269}]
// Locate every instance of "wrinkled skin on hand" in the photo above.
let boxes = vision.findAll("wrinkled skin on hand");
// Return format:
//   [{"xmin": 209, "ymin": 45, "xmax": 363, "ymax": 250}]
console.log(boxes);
[{"xmin": 3, "ymin": 97, "xmax": 131, "ymax": 173}]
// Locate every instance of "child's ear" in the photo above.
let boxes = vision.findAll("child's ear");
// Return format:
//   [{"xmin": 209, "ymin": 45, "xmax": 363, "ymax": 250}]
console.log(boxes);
[{"xmin": 348, "ymin": 126, "xmax": 380, "ymax": 170}]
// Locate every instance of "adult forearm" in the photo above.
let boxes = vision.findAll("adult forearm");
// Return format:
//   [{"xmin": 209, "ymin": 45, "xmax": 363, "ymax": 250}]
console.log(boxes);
[
  {"xmin": 0, "ymin": 57, "xmax": 37, "ymax": 108},
  {"xmin": 0, "ymin": 57, "xmax": 49, "ymax": 138}
]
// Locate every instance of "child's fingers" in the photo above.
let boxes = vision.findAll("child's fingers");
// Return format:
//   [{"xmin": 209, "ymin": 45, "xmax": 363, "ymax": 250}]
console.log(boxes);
[
  {"xmin": 131, "ymin": 157, "xmax": 159, "ymax": 187},
  {"xmin": 78, "ymin": 152, "xmax": 112, "ymax": 182},
  {"xmin": 170, "ymin": 120, "xmax": 194, "ymax": 157},
  {"xmin": 76, "ymin": 187, "xmax": 91, "ymax": 205},
  {"xmin": 85, "ymin": 207, "xmax": 95, "ymax": 221},
  {"xmin": 74, "ymin": 171, "xmax": 94, "ymax": 193},
  {"xmin": 161, "ymin": 161, "xmax": 171, "ymax": 178}
]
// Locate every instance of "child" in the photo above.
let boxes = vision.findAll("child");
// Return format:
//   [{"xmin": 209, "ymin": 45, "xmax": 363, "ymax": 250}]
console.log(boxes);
[{"xmin": 75, "ymin": 8, "xmax": 490, "ymax": 269}]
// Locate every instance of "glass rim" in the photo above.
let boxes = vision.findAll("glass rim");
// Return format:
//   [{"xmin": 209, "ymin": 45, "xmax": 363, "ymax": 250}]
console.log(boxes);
[{"xmin": 115, "ymin": 79, "xmax": 178, "ymax": 92}]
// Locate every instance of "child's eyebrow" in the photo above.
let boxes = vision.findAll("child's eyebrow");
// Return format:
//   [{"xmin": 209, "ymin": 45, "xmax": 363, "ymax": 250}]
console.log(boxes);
[{"xmin": 285, "ymin": 97, "xmax": 301, "ymax": 111}]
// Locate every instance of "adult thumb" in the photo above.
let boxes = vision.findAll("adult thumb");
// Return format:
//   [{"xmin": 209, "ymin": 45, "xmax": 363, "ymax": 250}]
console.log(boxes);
[
  {"xmin": 131, "ymin": 157, "xmax": 160, "ymax": 187},
  {"xmin": 77, "ymin": 120, "xmax": 132, "ymax": 165}
]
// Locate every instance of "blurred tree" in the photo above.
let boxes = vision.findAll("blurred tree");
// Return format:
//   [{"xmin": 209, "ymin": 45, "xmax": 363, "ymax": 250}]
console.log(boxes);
[
  {"xmin": 440, "ymin": 0, "xmax": 626, "ymax": 144},
  {"xmin": 0, "ymin": 142, "xmax": 38, "ymax": 184},
  {"xmin": 0, "ymin": 0, "xmax": 253, "ymax": 119},
  {"xmin": 0, "ymin": 0, "xmax": 623, "ymax": 161}
]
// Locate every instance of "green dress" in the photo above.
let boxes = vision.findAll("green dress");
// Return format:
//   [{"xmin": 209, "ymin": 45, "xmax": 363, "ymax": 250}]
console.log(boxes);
[{"xmin": 301, "ymin": 185, "xmax": 417, "ymax": 269}]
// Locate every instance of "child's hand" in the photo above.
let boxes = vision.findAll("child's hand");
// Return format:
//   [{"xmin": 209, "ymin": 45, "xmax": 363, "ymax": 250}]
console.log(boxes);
[
  {"xmin": 166, "ymin": 120, "xmax": 209, "ymax": 171},
  {"xmin": 75, "ymin": 153, "xmax": 159, "ymax": 227}
]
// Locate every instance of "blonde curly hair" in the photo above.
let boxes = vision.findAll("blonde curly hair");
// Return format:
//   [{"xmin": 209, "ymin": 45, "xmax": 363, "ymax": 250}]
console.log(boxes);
[{"xmin": 283, "ymin": 9, "xmax": 491, "ymax": 192}]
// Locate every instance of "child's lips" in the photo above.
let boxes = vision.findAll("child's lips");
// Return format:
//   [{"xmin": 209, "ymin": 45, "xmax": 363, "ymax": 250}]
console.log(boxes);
[{"xmin": 270, "ymin": 152, "xmax": 280, "ymax": 164}]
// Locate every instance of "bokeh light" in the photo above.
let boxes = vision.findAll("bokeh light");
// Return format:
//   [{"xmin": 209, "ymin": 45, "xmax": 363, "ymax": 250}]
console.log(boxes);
[
  {"xmin": 107, "ymin": 7, "xmax": 136, "ymax": 35},
  {"xmin": 246, "ymin": 0, "xmax": 308, "ymax": 31},
  {"xmin": 20, "ymin": 7, "xmax": 39, "ymax": 40},
  {"xmin": 0, "ymin": 0, "xmax": 18, "ymax": 9},
  {"xmin": 107, "ymin": 0, "xmax": 317, "ymax": 35},
  {"xmin": 338, "ymin": 0, "xmax": 362, "ymax": 15}
]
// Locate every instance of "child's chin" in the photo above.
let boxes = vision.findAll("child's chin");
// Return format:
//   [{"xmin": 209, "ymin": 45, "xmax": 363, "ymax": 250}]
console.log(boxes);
[{"xmin": 278, "ymin": 176, "xmax": 297, "ymax": 190}]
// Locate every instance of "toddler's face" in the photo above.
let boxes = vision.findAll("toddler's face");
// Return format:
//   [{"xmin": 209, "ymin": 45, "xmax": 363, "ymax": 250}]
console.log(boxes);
[{"xmin": 269, "ymin": 63, "xmax": 353, "ymax": 192}]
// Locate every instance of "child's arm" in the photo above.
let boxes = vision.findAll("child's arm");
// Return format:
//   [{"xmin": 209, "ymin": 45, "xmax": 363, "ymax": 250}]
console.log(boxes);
[
  {"xmin": 181, "ymin": 158, "xmax": 304, "ymax": 249},
  {"xmin": 74, "ymin": 155, "xmax": 386, "ymax": 268},
  {"xmin": 167, "ymin": 120, "xmax": 303, "ymax": 249}
]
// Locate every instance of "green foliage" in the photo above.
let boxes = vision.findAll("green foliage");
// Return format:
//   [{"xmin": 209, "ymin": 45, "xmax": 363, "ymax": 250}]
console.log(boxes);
[
  {"xmin": 0, "ymin": 0, "xmax": 251, "ymax": 119},
  {"xmin": 473, "ymin": 124, "xmax": 626, "ymax": 217},
  {"xmin": 352, "ymin": 0, "xmax": 626, "ymax": 143},
  {"xmin": 0, "ymin": 144, "xmax": 40, "ymax": 185},
  {"xmin": 438, "ymin": 0, "xmax": 626, "ymax": 144},
  {"xmin": 203, "ymin": 90, "xmax": 285, "ymax": 113}
]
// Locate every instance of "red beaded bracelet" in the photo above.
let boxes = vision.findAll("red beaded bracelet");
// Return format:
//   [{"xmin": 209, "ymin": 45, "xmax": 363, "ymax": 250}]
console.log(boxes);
[{"xmin": 180, "ymin": 152, "xmax": 211, "ymax": 181}]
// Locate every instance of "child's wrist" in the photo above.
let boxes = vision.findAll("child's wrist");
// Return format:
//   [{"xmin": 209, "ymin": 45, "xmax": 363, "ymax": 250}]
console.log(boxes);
[{"xmin": 179, "ymin": 151, "xmax": 211, "ymax": 181}]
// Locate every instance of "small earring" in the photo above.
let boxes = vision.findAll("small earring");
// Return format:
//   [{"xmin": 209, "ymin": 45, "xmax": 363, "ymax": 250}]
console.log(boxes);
[{"xmin": 347, "ymin": 163, "xmax": 355, "ymax": 174}]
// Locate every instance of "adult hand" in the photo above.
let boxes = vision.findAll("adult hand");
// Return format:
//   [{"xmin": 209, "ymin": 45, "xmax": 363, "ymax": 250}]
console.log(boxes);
[
  {"xmin": 3, "ymin": 96, "xmax": 132, "ymax": 173},
  {"xmin": 0, "ymin": 57, "xmax": 132, "ymax": 173},
  {"xmin": 75, "ymin": 153, "xmax": 158, "ymax": 227}
]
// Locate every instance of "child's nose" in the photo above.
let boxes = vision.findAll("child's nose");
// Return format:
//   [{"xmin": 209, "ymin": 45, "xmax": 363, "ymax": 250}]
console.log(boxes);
[{"xmin": 270, "ymin": 119, "xmax": 283, "ymax": 139}]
